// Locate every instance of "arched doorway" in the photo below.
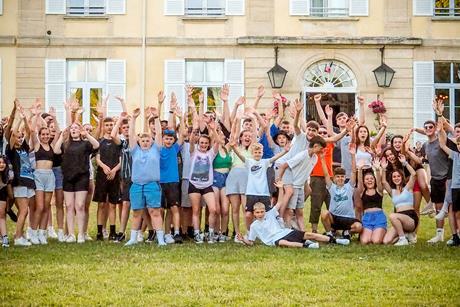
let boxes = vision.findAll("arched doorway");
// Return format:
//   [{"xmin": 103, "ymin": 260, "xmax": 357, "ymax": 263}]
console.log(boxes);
[{"xmin": 303, "ymin": 60, "xmax": 357, "ymax": 126}]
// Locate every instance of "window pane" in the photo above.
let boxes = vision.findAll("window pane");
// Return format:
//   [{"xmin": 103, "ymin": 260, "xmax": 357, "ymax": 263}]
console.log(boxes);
[
  {"xmin": 68, "ymin": 61, "xmax": 86, "ymax": 82},
  {"xmin": 435, "ymin": 88, "xmax": 450, "ymax": 119},
  {"xmin": 191, "ymin": 87, "xmax": 204, "ymax": 114},
  {"xmin": 88, "ymin": 61, "xmax": 105, "ymax": 82},
  {"xmin": 205, "ymin": 61, "xmax": 224, "ymax": 82},
  {"xmin": 90, "ymin": 88, "xmax": 103, "ymax": 127},
  {"xmin": 207, "ymin": 0, "xmax": 225, "ymax": 15},
  {"xmin": 434, "ymin": 62, "xmax": 451, "ymax": 83},
  {"xmin": 454, "ymin": 63, "xmax": 460, "ymax": 83},
  {"xmin": 311, "ymin": 0, "xmax": 326, "ymax": 16},
  {"xmin": 88, "ymin": 0, "xmax": 105, "ymax": 15},
  {"xmin": 186, "ymin": 0, "xmax": 203, "ymax": 15},
  {"xmin": 207, "ymin": 87, "xmax": 222, "ymax": 113},
  {"xmin": 186, "ymin": 61, "xmax": 204, "ymax": 82},
  {"xmin": 435, "ymin": 0, "xmax": 451, "ymax": 16}
]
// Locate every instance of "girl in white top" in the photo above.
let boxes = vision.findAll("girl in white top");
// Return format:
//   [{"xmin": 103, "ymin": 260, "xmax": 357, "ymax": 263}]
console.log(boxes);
[
  {"xmin": 189, "ymin": 126, "xmax": 219, "ymax": 244},
  {"xmin": 353, "ymin": 121, "xmax": 387, "ymax": 169},
  {"xmin": 381, "ymin": 154, "xmax": 418, "ymax": 246}
]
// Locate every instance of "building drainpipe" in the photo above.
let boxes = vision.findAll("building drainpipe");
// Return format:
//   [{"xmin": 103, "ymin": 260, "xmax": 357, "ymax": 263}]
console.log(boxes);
[{"xmin": 140, "ymin": 0, "xmax": 147, "ymax": 128}]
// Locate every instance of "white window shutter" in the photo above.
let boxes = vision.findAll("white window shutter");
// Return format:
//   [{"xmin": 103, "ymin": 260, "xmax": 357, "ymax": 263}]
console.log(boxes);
[
  {"xmin": 413, "ymin": 0, "xmax": 433, "ymax": 16},
  {"xmin": 289, "ymin": 0, "xmax": 310, "ymax": 16},
  {"xmin": 0, "ymin": 0, "xmax": 3, "ymax": 15},
  {"xmin": 46, "ymin": 0, "xmax": 66, "ymax": 14},
  {"xmin": 226, "ymin": 0, "xmax": 245, "ymax": 15},
  {"xmin": 224, "ymin": 59, "xmax": 244, "ymax": 109},
  {"xmin": 106, "ymin": 0, "xmax": 126, "ymax": 14},
  {"xmin": 164, "ymin": 0, "xmax": 185, "ymax": 15},
  {"xmin": 0, "ymin": 59, "xmax": 2, "ymax": 117},
  {"xmin": 413, "ymin": 61, "xmax": 434, "ymax": 143},
  {"xmin": 45, "ymin": 59, "xmax": 66, "ymax": 127},
  {"xmin": 349, "ymin": 0, "xmax": 369, "ymax": 16},
  {"xmin": 106, "ymin": 59, "xmax": 126, "ymax": 117},
  {"xmin": 164, "ymin": 60, "xmax": 185, "ymax": 118}
]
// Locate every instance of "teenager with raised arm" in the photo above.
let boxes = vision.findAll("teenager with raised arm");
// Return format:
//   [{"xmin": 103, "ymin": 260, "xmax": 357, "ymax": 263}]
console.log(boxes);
[{"xmin": 124, "ymin": 107, "xmax": 165, "ymax": 246}]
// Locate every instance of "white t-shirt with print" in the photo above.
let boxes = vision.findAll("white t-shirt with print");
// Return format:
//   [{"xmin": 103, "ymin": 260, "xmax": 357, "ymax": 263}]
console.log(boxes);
[
  {"xmin": 189, "ymin": 148, "xmax": 216, "ymax": 189},
  {"xmin": 247, "ymin": 207, "xmax": 293, "ymax": 246},
  {"xmin": 245, "ymin": 158, "xmax": 271, "ymax": 196}
]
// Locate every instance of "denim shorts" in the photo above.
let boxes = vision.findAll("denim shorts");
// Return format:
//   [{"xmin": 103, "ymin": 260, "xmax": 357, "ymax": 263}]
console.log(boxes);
[
  {"xmin": 362, "ymin": 210, "xmax": 387, "ymax": 231},
  {"xmin": 34, "ymin": 169, "xmax": 55, "ymax": 192},
  {"xmin": 212, "ymin": 171, "xmax": 228, "ymax": 189},
  {"xmin": 52, "ymin": 166, "xmax": 63, "ymax": 190},
  {"xmin": 130, "ymin": 181, "xmax": 162, "ymax": 210}
]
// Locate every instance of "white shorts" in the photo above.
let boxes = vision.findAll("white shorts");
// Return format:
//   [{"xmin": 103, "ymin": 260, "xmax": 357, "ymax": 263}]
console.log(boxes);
[
  {"xmin": 34, "ymin": 169, "xmax": 56, "ymax": 192},
  {"xmin": 288, "ymin": 187, "xmax": 305, "ymax": 210},
  {"xmin": 13, "ymin": 186, "xmax": 35, "ymax": 198}
]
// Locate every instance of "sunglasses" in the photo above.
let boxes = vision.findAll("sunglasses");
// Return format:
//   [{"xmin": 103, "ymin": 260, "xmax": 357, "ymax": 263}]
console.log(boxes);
[
  {"xmin": 318, "ymin": 131, "xmax": 328, "ymax": 135},
  {"xmin": 424, "ymin": 125, "xmax": 434, "ymax": 129}
]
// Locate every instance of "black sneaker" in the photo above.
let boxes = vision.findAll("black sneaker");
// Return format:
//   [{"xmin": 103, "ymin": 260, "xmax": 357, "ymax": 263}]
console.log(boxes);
[
  {"xmin": 115, "ymin": 232, "xmax": 125, "ymax": 243},
  {"xmin": 146, "ymin": 231, "xmax": 156, "ymax": 243},
  {"xmin": 96, "ymin": 233, "xmax": 104, "ymax": 241},
  {"xmin": 173, "ymin": 233, "xmax": 183, "ymax": 244},
  {"xmin": 342, "ymin": 230, "xmax": 351, "ymax": 241},
  {"xmin": 7, "ymin": 208, "xmax": 17, "ymax": 223},
  {"xmin": 109, "ymin": 233, "xmax": 117, "ymax": 241}
]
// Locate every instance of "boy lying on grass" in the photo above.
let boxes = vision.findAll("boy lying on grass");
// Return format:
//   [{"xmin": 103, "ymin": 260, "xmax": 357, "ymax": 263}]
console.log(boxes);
[{"xmin": 237, "ymin": 180, "xmax": 350, "ymax": 249}]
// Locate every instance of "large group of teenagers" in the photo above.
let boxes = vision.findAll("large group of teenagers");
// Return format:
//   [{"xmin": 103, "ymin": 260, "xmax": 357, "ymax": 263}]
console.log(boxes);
[{"xmin": 1, "ymin": 84, "xmax": 459, "ymax": 250}]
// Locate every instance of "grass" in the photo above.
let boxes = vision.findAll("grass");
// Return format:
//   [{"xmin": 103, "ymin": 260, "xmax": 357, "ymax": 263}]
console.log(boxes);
[{"xmin": 1, "ymin": 196, "xmax": 460, "ymax": 306}]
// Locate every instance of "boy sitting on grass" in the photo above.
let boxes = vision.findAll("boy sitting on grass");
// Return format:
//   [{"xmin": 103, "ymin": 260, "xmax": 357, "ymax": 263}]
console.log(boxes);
[
  {"xmin": 237, "ymin": 180, "xmax": 350, "ymax": 249},
  {"xmin": 319, "ymin": 147, "xmax": 363, "ymax": 241}
]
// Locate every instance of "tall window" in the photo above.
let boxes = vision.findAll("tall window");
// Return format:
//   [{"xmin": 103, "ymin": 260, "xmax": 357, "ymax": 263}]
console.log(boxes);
[
  {"xmin": 434, "ymin": 62, "xmax": 460, "ymax": 124},
  {"xmin": 185, "ymin": 0, "xmax": 225, "ymax": 16},
  {"xmin": 186, "ymin": 60, "xmax": 224, "ymax": 112},
  {"xmin": 434, "ymin": 0, "xmax": 460, "ymax": 17},
  {"xmin": 67, "ymin": 0, "xmax": 105, "ymax": 16},
  {"xmin": 311, "ymin": 0, "xmax": 349, "ymax": 17},
  {"xmin": 67, "ymin": 60, "xmax": 106, "ymax": 126}
]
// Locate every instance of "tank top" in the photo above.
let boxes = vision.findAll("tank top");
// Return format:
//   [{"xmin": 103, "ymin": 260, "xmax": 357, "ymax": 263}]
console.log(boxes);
[
  {"xmin": 392, "ymin": 188, "xmax": 414, "ymax": 209},
  {"xmin": 356, "ymin": 148, "xmax": 373, "ymax": 167},
  {"xmin": 35, "ymin": 144, "xmax": 54, "ymax": 162},
  {"xmin": 213, "ymin": 150, "xmax": 232, "ymax": 169},
  {"xmin": 362, "ymin": 191, "xmax": 383, "ymax": 210}
]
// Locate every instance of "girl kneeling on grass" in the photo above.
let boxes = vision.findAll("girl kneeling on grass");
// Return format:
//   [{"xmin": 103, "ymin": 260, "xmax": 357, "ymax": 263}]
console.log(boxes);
[
  {"xmin": 381, "ymin": 154, "xmax": 418, "ymax": 246},
  {"xmin": 124, "ymin": 108, "xmax": 165, "ymax": 246}
]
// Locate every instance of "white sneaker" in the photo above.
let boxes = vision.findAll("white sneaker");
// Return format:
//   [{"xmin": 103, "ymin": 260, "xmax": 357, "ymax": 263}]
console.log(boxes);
[
  {"xmin": 435, "ymin": 209, "xmax": 448, "ymax": 221},
  {"xmin": 25, "ymin": 227, "xmax": 32, "ymax": 240},
  {"xmin": 304, "ymin": 240, "xmax": 320, "ymax": 249},
  {"xmin": 48, "ymin": 227, "xmax": 58, "ymax": 239},
  {"xmin": 446, "ymin": 238, "xmax": 455, "ymax": 246},
  {"xmin": 335, "ymin": 238, "xmax": 350, "ymax": 246},
  {"xmin": 14, "ymin": 237, "xmax": 32, "ymax": 247},
  {"xmin": 420, "ymin": 202, "xmax": 435, "ymax": 216},
  {"xmin": 30, "ymin": 230, "xmax": 40, "ymax": 245},
  {"xmin": 427, "ymin": 233, "xmax": 444, "ymax": 244},
  {"xmin": 405, "ymin": 232, "xmax": 417, "ymax": 244},
  {"xmin": 38, "ymin": 230, "xmax": 48, "ymax": 245},
  {"xmin": 84, "ymin": 233, "xmax": 93, "ymax": 241},
  {"xmin": 77, "ymin": 234, "xmax": 85, "ymax": 243},
  {"xmin": 103, "ymin": 229, "xmax": 109, "ymax": 240},
  {"xmin": 207, "ymin": 233, "xmax": 216, "ymax": 244},
  {"xmin": 164, "ymin": 234, "xmax": 175, "ymax": 244},
  {"xmin": 218, "ymin": 233, "xmax": 229, "ymax": 243},
  {"xmin": 234, "ymin": 236, "xmax": 244, "ymax": 244},
  {"xmin": 137, "ymin": 232, "xmax": 144, "ymax": 243},
  {"xmin": 124, "ymin": 238, "xmax": 138, "ymax": 246},
  {"xmin": 57, "ymin": 229, "xmax": 65, "ymax": 242},
  {"xmin": 65, "ymin": 234, "xmax": 76, "ymax": 243},
  {"xmin": 394, "ymin": 237, "xmax": 409, "ymax": 246}
]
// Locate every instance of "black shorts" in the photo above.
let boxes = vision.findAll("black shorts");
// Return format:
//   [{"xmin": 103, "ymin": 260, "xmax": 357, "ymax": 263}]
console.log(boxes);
[
  {"xmin": 93, "ymin": 171, "xmax": 120, "ymax": 204},
  {"xmin": 161, "ymin": 182, "xmax": 181, "ymax": 208},
  {"xmin": 63, "ymin": 174, "xmax": 90, "ymax": 192},
  {"xmin": 188, "ymin": 182, "xmax": 213, "ymax": 195},
  {"xmin": 275, "ymin": 229, "xmax": 305, "ymax": 246},
  {"xmin": 399, "ymin": 209, "xmax": 419, "ymax": 229},
  {"xmin": 430, "ymin": 178, "xmax": 447, "ymax": 204},
  {"xmin": 0, "ymin": 187, "xmax": 7, "ymax": 202},
  {"xmin": 452, "ymin": 188, "xmax": 460, "ymax": 212},
  {"xmin": 245, "ymin": 195, "xmax": 271, "ymax": 212},
  {"xmin": 120, "ymin": 179, "xmax": 132, "ymax": 202},
  {"xmin": 331, "ymin": 214, "xmax": 360, "ymax": 231}
]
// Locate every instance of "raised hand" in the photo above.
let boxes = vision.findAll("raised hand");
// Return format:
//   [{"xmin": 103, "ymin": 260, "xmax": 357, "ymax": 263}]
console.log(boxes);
[
  {"xmin": 220, "ymin": 84, "xmax": 229, "ymax": 102},
  {"xmin": 313, "ymin": 93, "xmax": 322, "ymax": 104},
  {"xmin": 236, "ymin": 96, "xmax": 246, "ymax": 107},
  {"xmin": 185, "ymin": 85, "xmax": 194, "ymax": 98},
  {"xmin": 345, "ymin": 117, "xmax": 357, "ymax": 132},
  {"xmin": 380, "ymin": 157, "xmax": 388, "ymax": 169},
  {"xmin": 157, "ymin": 91, "xmax": 165, "ymax": 104},
  {"xmin": 325, "ymin": 104, "xmax": 333, "ymax": 117},
  {"xmin": 272, "ymin": 91, "xmax": 282, "ymax": 101},
  {"xmin": 170, "ymin": 92, "xmax": 177, "ymax": 111},
  {"xmin": 132, "ymin": 108, "xmax": 141, "ymax": 118},
  {"xmin": 256, "ymin": 85, "xmax": 265, "ymax": 99},
  {"xmin": 294, "ymin": 98, "xmax": 303, "ymax": 113},
  {"xmin": 49, "ymin": 107, "xmax": 56, "ymax": 118},
  {"xmin": 348, "ymin": 142, "xmax": 356, "ymax": 155},
  {"xmin": 372, "ymin": 157, "xmax": 381, "ymax": 169},
  {"xmin": 379, "ymin": 114, "xmax": 388, "ymax": 128},
  {"xmin": 198, "ymin": 91, "xmax": 204, "ymax": 104},
  {"xmin": 357, "ymin": 96, "xmax": 365, "ymax": 105},
  {"xmin": 398, "ymin": 153, "xmax": 407, "ymax": 164}
]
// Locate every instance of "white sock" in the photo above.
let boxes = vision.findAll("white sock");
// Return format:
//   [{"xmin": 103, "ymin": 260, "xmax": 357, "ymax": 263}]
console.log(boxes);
[
  {"xmin": 437, "ymin": 228, "xmax": 444, "ymax": 235},
  {"xmin": 209, "ymin": 228, "xmax": 214, "ymax": 235},
  {"xmin": 157, "ymin": 230, "xmax": 165, "ymax": 244},
  {"xmin": 399, "ymin": 236, "xmax": 406, "ymax": 240},
  {"xmin": 129, "ymin": 230, "xmax": 138, "ymax": 241},
  {"xmin": 194, "ymin": 229, "xmax": 200, "ymax": 236}
]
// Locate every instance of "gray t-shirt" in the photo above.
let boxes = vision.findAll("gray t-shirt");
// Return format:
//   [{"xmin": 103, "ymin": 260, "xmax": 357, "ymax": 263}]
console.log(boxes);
[
  {"xmin": 449, "ymin": 151, "xmax": 460, "ymax": 189},
  {"xmin": 327, "ymin": 182, "xmax": 355, "ymax": 218},
  {"xmin": 339, "ymin": 135, "xmax": 352, "ymax": 178},
  {"xmin": 424, "ymin": 139, "xmax": 449, "ymax": 180}
]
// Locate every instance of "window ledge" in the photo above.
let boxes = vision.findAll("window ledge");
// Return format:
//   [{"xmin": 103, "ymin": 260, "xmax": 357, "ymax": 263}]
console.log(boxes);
[
  {"xmin": 431, "ymin": 16, "xmax": 460, "ymax": 21},
  {"xmin": 63, "ymin": 15, "xmax": 110, "ymax": 20},
  {"xmin": 181, "ymin": 16, "xmax": 228, "ymax": 22},
  {"xmin": 299, "ymin": 17, "xmax": 359, "ymax": 21}
]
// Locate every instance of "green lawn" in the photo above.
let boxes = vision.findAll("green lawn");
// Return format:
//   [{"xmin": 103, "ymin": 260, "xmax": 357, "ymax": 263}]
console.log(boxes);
[{"xmin": 1, "ymin": 196, "xmax": 460, "ymax": 306}]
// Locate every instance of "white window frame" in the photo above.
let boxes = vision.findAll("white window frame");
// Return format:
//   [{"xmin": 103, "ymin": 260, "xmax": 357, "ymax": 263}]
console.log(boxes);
[
  {"xmin": 66, "ymin": 60, "xmax": 106, "ymax": 124},
  {"xmin": 185, "ymin": 0, "xmax": 225, "ymax": 16},
  {"xmin": 434, "ymin": 62, "xmax": 460, "ymax": 124},
  {"xmin": 434, "ymin": 0, "xmax": 460, "ymax": 17},
  {"xmin": 310, "ymin": 0, "xmax": 349, "ymax": 17},
  {"xmin": 186, "ymin": 60, "xmax": 225, "ymax": 111},
  {"xmin": 67, "ymin": 0, "xmax": 106, "ymax": 16}
]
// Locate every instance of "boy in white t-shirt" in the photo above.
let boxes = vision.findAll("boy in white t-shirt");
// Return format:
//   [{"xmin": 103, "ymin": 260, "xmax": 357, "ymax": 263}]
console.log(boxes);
[
  {"xmin": 230, "ymin": 142, "xmax": 288, "ymax": 230},
  {"xmin": 238, "ymin": 180, "xmax": 350, "ymax": 248}
]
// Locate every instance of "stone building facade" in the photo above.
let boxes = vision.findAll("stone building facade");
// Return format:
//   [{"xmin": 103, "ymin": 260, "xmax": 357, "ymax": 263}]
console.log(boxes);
[{"xmin": 0, "ymin": 0, "xmax": 459, "ymax": 140}]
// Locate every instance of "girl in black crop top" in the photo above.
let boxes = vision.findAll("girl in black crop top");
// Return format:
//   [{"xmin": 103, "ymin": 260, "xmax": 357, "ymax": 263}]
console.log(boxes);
[{"xmin": 355, "ymin": 159, "xmax": 387, "ymax": 245}]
